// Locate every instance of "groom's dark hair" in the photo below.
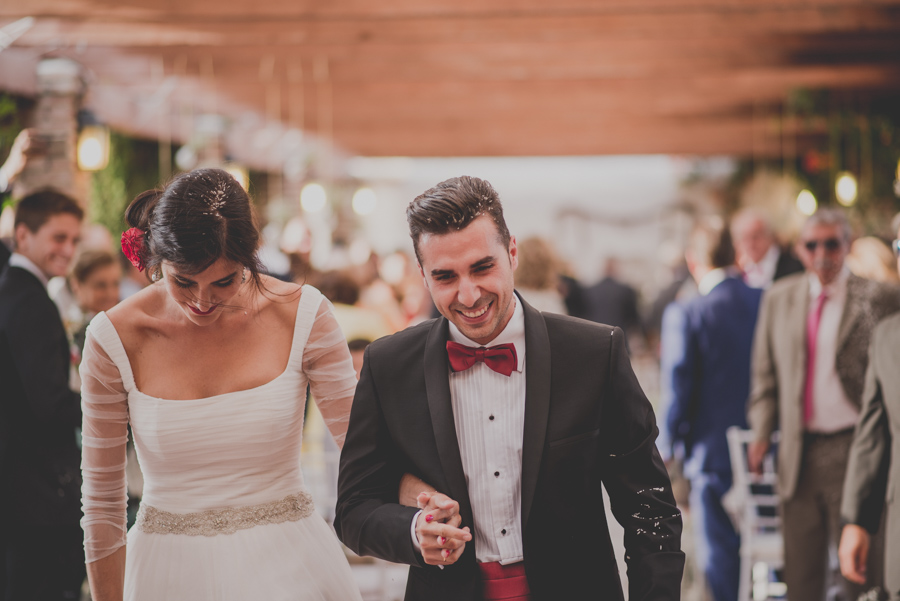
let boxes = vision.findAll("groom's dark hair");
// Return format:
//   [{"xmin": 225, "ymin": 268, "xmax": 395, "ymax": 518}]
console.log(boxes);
[{"xmin": 407, "ymin": 175, "xmax": 511, "ymax": 264}]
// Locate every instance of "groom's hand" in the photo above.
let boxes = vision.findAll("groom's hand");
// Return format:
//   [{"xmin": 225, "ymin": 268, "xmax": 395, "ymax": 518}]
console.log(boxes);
[{"xmin": 415, "ymin": 492, "xmax": 471, "ymax": 566}]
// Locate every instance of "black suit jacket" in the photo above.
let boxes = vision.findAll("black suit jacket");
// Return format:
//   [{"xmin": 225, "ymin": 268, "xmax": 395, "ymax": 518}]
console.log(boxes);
[
  {"xmin": 335, "ymin": 296, "xmax": 684, "ymax": 601},
  {"xmin": 773, "ymin": 248, "xmax": 804, "ymax": 282},
  {"xmin": 584, "ymin": 277, "xmax": 641, "ymax": 336},
  {"xmin": 0, "ymin": 266, "xmax": 82, "ymax": 528}
]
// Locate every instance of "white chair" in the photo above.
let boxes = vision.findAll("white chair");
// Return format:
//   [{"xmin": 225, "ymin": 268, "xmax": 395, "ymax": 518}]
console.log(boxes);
[{"xmin": 726, "ymin": 427, "xmax": 786, "ymax": 601}]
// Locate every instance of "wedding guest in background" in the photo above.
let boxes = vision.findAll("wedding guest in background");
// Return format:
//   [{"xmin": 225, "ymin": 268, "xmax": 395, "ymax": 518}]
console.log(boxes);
[
  {"xmin": 54, "ymin": 249, "xmax": 121, "ymax": 391},
  {"xmin": 660, "ymin": 218, "xmax": 762, "ymax": 601},
  {"xmin": 839, "ymin": 212, "xmax": 900, "ymax": 601},
  {"xmin": 731, "ymin": 207, "xmax": 803, "ymax": 289},
  {"xmin": 0, "ymin": 189, "xmax": 85, "ymax": 601},
  {"xmin": 584, "ymin": 257, "xmax": 642, "ymax": 340},
  {"xmin": 513, "ymin": 236, "xmax": 567, "ymax": 314},
  {"xmin": 748, "ymin": 208, "xmax": 899, "ymax": 601}
]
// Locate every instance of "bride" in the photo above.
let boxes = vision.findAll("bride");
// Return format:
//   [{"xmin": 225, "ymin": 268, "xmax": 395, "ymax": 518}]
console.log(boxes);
[{"xmin": 80, "ymin": 168, "xmax": 364, "ymax": 600}]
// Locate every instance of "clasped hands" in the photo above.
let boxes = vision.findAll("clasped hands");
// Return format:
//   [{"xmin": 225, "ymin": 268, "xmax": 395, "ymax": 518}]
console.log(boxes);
[{"xmin": 414, "ymin": 491, "xmax": 471, "ymax": 566}]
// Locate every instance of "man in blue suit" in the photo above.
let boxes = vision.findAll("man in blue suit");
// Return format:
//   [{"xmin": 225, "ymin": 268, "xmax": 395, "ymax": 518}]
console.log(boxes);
[{"xmin": 660, "ymin": 217, "xmax": 763, "ymax": 601}]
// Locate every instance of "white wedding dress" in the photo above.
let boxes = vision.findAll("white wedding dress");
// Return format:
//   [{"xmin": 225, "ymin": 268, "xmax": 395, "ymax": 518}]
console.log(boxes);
[{"xmin": 80, "ymin": 286, "xmax": 363, "ymax": 600}]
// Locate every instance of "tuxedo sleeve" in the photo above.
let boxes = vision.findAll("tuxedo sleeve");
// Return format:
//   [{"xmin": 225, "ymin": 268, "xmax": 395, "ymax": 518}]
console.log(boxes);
[
  {"xmin": 601, "ymin": 327, "xmax": 685, "ymax": 601},
  {"xmin": 334, "ymin": 345, "xmax": 426, "ymax": 568},
  {"xmin": 841, "ymin": 325, "xmax": 891, "ymax": 533},
  {"xmin": 8, "ymin": 290, "xmax": 80, "ymax": 426}
]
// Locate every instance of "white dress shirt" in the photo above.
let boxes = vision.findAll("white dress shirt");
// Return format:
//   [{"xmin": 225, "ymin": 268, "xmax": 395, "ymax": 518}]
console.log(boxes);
[
  {"xmin": 410, "ymin": 295, "xmax": 527, "ymax": 564},
  {"xmin": 743, "ymin": 245, "xmax": 780, "ymax": 289},
  {"xmin": 806, "ymin": 268, "xmax": 859, "ymax": 433},
  {"xmin": 8, "ymin": 252, "xmax": 49, "ymax": 289},
  {"xmin": 447, "ymin": 295, "xmax": 526, "ymax": 564}
]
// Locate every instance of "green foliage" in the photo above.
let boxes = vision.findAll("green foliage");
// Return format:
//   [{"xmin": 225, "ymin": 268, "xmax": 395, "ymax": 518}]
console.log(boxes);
[
  {"xmin": 727, "ymin": 90, "xmax": 900, "ymax": 236},
  {"xmin": 89, "ymin": 131, "xmax": 160, "ymax": 235}
]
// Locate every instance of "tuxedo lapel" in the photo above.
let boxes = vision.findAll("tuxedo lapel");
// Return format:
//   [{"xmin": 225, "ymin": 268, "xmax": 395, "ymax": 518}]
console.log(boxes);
[
  {"xmin": 423, "ymin": 317, "xmax": 475, "ymax": 529},
  {"xmin": 520, "ymin": 298, "xmax": 551, "ymax": 531}
]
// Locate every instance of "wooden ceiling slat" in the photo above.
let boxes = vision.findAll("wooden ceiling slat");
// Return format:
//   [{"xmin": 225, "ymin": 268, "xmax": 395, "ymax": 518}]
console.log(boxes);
[{"xmin": 2, "ymin": 0, "xmax": 899, "ymax": 158}]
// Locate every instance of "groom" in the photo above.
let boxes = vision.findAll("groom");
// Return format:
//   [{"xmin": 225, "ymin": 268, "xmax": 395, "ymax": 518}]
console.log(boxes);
[{"xmin": 335, "ymin": 176, "xmax": 684, "ymax": 600}]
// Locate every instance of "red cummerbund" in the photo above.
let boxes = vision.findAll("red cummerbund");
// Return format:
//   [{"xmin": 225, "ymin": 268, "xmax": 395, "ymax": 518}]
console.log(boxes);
[{"xmin": 478, "ymin": 561, "xmax": 532, "ymax": 601}]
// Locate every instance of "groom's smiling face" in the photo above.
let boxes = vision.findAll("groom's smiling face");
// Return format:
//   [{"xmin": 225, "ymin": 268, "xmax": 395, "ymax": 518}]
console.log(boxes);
[{"xmin": 418, "ymin": 214, "xmax": 518, "ymax": 346}]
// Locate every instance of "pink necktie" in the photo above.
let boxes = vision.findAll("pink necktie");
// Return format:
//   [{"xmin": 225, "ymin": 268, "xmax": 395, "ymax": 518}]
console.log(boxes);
[{"xmin": 803, "ymin": 291, "xmax": 828, "ymax": 425}]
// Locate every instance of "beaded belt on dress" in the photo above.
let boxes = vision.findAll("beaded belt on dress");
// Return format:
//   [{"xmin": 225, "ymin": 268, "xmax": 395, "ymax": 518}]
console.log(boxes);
[{"xmin": 135, "ymin": 491, "xmax": 315, "ymax": 536}]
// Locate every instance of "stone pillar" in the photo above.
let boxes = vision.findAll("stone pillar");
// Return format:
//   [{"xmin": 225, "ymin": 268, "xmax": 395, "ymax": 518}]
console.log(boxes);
[{"xmin": 14, "ymin": 58, "xmax": 88, "ymax": 203}]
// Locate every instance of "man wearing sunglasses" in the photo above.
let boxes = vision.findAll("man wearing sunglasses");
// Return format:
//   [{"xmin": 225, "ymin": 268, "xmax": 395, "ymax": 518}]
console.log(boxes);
[
  {"xmin": 839, "ymin": 212, "xmax": 900, "ymax": 601},
  {"xmin": 747, "ymin": 208, "xmax": 900, "ymax": 601}
]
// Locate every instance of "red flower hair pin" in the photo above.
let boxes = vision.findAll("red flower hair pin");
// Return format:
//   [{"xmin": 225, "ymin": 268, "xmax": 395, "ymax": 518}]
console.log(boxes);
[{"xmin": 121, "ymin": 227, "xmax": 146, "ymax": 272}]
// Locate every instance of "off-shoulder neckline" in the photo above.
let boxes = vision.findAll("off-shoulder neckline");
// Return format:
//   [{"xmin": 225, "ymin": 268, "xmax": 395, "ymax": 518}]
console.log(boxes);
[{"xmin": 92, "ymin": 285, "xmax": 322, "ymax": 403}]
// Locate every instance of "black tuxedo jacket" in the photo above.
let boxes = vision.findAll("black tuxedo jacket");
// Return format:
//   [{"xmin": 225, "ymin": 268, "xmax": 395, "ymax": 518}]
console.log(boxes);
[
  {"xmin": 335, "ymin": 296, "xmax": 684, "ymax": 601},
  {"xmin": 0, "ymin": 266, "xmax": 82, "ymax": 528}
]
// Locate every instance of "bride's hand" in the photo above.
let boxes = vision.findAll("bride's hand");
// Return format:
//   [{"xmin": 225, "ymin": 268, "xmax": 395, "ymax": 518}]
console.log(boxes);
[{"xmin": 414, "ymin": 492, "xmax": 470, "ymax": 565}]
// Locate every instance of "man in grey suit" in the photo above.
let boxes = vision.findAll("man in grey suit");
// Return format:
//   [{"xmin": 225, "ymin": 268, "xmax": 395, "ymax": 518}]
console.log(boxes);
[
  {"xmin": 839, "ymin": 212, "xmax": 900, "ymax": 601},
  {"xmin": 747, "ymin": 208, "xmax": 900, "ymax": 601}
]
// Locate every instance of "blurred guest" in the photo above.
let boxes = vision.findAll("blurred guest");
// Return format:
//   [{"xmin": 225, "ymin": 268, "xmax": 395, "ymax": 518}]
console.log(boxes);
[
  {"xmin": 846, "ymin": 236, "xmax": 900, "ymax": 284},
  {"xmin": 514, "ymin": 236, "xmax": 567, "ymax": 314},
  {"xmin": 731, "ymin": 207, "xmax": 803, "ymax": 289},
  {"xmin": 748, "ymin": 208, "xmax": 900, "ymax": 601},
  {"xmin": 0, "ymin": 190, "xmax": 85, "ymax": 601},
  {"xmin": 316, "ymin": 269, "xmax": 392, "ymax": 342},
  {"xmin": 584, "ymin": 257, "xmax": 641, "ymax": 337},
  {"xmin": 118, "ymin": 250, "xmax": 149, "ymax": 300},
  {"xmin": 839, "ymin": 213, "xmax": 900, "ymax": 600},
  {"xmin": 67, "ymin": 249, "xmax": 121, "ymax": 357},
  {"xmin": 0, "ymin": 129, "xmax": 47, "ymax": 270},
  {"xmin": 660, "ymin": 219, "xmax": 761, "ymax": 601}
]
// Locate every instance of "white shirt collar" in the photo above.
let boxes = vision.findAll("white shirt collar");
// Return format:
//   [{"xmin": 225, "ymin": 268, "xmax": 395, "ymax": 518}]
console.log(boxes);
[
  {"xmin": 697, "ymin": 267, "xmax": 734, "ymax": 296},
  {"xmin": 448, "ymin": 293, "xmax": 526, "ymax": 372},
  {"xmin": 8, "ymin": 253, "xmax": 49, "ymax": 289},
  {"xmin": 808, "ymin": 265, "xmax": 850, "ymax": 299}
]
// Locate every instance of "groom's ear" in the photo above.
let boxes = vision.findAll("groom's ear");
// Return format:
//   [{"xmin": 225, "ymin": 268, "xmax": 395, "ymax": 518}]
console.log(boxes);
[{"xmin": 418, "ymin": 261, "xmax": 425, "ymax": 279}]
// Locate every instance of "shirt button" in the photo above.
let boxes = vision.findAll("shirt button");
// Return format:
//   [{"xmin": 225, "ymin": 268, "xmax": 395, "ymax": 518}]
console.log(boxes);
[
  {"xmin": 494, "ymin": 471, "xmax": 500, "ymax": 477},
  {"xmin": 489, "ymin": 415, "xmax": 495, "ymax": 421},
  {"xmin": 501, "ymin": 529, "xmax": 507, "ymax": 535}
]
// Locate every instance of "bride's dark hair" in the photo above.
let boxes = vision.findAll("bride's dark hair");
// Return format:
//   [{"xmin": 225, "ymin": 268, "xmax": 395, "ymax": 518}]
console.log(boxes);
[{"xmin": 125, "ymin": 168, "xmax": 264, "ymax": 290}]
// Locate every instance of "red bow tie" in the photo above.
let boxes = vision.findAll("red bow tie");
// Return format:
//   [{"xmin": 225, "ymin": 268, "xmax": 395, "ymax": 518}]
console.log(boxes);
[{"xmin": 446, "ymin": 341, "xmax": 518, "ymax": 377}]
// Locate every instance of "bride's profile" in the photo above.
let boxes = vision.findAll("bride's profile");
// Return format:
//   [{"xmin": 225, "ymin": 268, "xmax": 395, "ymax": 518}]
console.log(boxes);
[{"xmin": 80, "ymin": 168, "xmax": 363, "ymax": 600}]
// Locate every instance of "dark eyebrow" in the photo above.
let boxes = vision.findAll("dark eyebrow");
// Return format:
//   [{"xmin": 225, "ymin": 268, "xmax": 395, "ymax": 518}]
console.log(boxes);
[
  {"xmin": 471, "ymin": 256, "xmax": 495, "ymax": 269},
  {"xmin": 429, "ymin": 256, "xmax": 495, "ymax": 278}
]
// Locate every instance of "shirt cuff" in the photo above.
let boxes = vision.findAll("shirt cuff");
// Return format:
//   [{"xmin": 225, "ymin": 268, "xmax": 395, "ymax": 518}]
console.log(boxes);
[{"xmin": 410, "ymin": 510, "xmax": 422, "ymax": 553}]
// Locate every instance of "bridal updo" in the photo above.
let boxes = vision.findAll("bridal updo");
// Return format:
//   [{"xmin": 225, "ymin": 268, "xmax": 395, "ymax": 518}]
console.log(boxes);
[{"xmin": 124, "ymin": 168, "xmax": 264, "ymax": 288}]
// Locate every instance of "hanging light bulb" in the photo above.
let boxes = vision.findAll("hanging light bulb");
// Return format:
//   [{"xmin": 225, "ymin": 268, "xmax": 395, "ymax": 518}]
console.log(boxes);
[
  {"xmin": 835, "ymin": 172, "xmax": 858, "ymax": 206},
  {"xmin": 894, "ymin": 159, "xmax": 900, "ymax": 198},
  {"xmin": 796, "ymin": 189, "xmax": 817, "ymax": 216},
  {"xmin": 300, "ymin": 182, "xmax": 327, "ymax": 212},
  {"xmin": 352, "ymin": 187, "xmax": 377, "ymax": 215},
  {"xmin": 77, "ymin": 125, "xmax": 110, "ymax": 171}
]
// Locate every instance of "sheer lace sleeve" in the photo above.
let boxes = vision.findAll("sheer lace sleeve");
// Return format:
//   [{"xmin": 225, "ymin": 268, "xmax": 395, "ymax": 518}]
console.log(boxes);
[
  {"xmin": 80, "ymin": 328, "xmax": 129, "ymax": 563},
  {"xmin": 303, "ymin": 299, "xmax": 358, "ymax": 449}
]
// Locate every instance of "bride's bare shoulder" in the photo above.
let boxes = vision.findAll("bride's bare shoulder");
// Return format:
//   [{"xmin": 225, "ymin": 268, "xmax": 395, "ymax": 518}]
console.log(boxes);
[
  {"xmin": 105, "ymin": 283, "xmax": 167, "ymax": 335},
  {"xmin": 257, "ymin": 275, "xmax": 303, "ymax": 323}
]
